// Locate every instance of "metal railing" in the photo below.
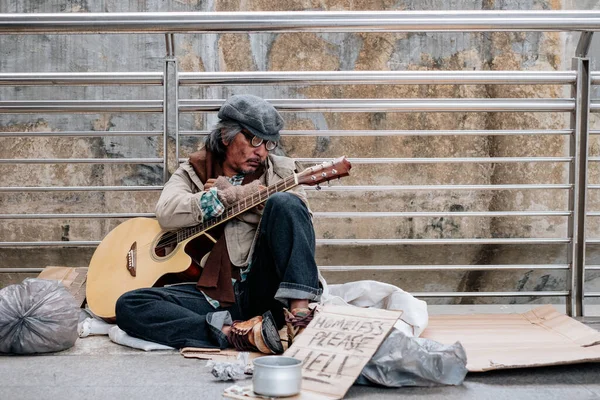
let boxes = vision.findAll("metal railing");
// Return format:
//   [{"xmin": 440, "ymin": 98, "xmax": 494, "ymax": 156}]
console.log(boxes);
[
  {"xmin": 0, "ymin": 11, "xmax": 597, "ymax": 315},
  {"xmin": 3, "ymin": 11, "xmax": 600, "ymax": 33}
]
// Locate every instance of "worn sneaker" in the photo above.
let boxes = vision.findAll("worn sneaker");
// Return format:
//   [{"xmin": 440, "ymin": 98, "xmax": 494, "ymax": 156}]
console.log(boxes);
[
  {"xmin": 227, "ymin": 311, "xmax": 283, "ymax": 355},
  {"xmin": 284, "ymin": 306, "xmax": 316, "ymax": 346}
]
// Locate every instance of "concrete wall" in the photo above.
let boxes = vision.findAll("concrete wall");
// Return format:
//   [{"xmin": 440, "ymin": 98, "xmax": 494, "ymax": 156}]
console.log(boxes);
[{"xmin": 0, "ymin": 0, "xmax": 598, "ymax": 306}]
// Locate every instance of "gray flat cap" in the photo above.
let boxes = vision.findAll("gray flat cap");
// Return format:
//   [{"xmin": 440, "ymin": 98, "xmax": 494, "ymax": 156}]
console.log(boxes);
[{"xmin": 218, "ymin": 94, "xmax": 284, "ymax": 142}]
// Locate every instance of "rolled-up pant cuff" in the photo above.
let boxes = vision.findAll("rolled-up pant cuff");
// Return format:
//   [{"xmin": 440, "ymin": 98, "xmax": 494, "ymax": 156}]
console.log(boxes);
[
  {"xmin": 206, "ymin": 311, "xmax": 232, "ymax": 349},
  {"xmin": 275, "ymin": 283, "xmax": 322, "ymax": 305}
]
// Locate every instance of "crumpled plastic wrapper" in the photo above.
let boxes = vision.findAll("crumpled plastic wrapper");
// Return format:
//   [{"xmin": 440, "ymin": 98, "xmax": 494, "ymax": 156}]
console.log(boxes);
[
  {"xmin": 207, "ymin": 352, "xmax": 253, "ymax": 381},
  {"xmin": 357, "ymin": 328, "xmax": 468, "ymax": 387}
]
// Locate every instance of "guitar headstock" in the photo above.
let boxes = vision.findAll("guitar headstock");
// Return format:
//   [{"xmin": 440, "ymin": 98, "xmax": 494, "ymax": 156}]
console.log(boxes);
[{"xmin": 296, "ymin": 156, "xmax": 352, "ymax": 186}]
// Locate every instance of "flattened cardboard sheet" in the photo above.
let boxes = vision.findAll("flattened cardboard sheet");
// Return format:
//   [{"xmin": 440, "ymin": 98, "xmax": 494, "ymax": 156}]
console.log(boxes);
[
  {"xmin": 37, "ymin": 266, "xmax": 88, "ymax": 307},
  {"xmin": 421, "ymin": 305, "xmax": 600, "ymax": 372},
  {"xmin": 181, "ymin": 347, "xmax": 261, "ymax": 364},
  {"xmin": 182, "ymin": 327, "xmax": 290, "ymax": 363}
]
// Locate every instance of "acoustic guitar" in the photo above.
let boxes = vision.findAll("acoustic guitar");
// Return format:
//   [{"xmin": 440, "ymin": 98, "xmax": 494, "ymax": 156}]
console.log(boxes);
[{"xmin": 86, "ymin": 156, "xmax": 352, "ymax": 319}]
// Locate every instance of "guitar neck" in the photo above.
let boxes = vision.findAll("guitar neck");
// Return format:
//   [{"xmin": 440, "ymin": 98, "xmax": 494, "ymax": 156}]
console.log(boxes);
[{"xmin": 175, "ymin": 174, "xmax": 298, "ymax": 243}]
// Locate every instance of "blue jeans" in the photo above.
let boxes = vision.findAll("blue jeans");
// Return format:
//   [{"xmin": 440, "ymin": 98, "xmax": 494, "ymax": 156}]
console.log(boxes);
[{"xmin": 115, "ymin": 192, "xmax": 322, "ymax": 349}]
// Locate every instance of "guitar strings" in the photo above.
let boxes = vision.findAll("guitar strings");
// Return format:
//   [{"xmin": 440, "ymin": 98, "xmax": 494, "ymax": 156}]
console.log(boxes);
[
  {"xmin": 143, "ymin": 163, "xmax": 339, "ymax": 251},
  {"xmin": 141, "ymin": 176, "xmax": 297, "ymax": 252},
  {"xmin": 143, "ymin": 161, "xmax": 338, "ymax": 252},
  {"xmin": 144, "ymin": 162, "xmax": 339, "ymax": 251}
]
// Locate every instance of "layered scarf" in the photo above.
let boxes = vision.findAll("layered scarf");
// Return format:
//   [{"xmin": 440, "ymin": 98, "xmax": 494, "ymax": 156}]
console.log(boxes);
[{"xmin": 187, "ymin": 149, "xmax": 263, "ymax": 307}]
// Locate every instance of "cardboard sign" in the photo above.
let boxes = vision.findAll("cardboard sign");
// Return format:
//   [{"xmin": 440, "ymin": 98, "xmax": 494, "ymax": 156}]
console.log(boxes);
[
  {"xmin": 223, "ymin": 305, "xmax": 402, "ymax": 400},
  {"xmin": 284, "ymin": 305, "xmax": 402, "ymax": 399}
]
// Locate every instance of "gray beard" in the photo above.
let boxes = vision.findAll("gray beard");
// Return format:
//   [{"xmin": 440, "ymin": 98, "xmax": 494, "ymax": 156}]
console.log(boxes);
[{"xmin": 238, "ymin": 159, "xmax": 267, "ymax": 175}]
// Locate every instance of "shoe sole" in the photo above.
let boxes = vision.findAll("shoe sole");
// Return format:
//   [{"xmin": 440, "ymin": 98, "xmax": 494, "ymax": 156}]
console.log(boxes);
[{"xmin": 261, "ymin": 310, "xmax": 284, "ymax": 354}]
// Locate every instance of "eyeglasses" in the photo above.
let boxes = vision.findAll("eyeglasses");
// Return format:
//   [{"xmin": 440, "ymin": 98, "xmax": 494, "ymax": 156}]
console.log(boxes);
[{"xmin": 241, "ymin": 130, "xmax": 278, "ymax": 151}]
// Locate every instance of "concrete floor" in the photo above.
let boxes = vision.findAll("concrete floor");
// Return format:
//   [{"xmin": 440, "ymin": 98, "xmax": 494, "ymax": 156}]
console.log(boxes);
[{"xmin": 2, "ymin": 304, "xmax": 600, "ymax": 400}]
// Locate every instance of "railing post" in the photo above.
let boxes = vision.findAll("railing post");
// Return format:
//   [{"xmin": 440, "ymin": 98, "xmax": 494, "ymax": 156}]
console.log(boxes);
[
  {"xmin": 163, "ymin": 33, "xmax": 179, "ymax": 182},
  {"xmin": 568, "ymin": 32, "xmax": 592, "ymax": 317}
]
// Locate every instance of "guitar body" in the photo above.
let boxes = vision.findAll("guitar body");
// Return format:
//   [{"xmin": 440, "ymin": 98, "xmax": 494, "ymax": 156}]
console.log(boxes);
[{"xmin": 86, "ymin": 218, "xmax": 197, "ymax": 319}]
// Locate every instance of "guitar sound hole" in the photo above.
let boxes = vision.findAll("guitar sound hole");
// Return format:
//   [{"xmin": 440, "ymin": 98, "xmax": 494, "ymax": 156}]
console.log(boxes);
[{"xmin": 154, "ymin": 232, "xmax": 176, "ymax": 257}]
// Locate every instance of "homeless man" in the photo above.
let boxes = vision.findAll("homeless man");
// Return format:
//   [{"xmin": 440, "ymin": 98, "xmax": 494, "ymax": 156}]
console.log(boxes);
[{"xmin": 115, "ymin": 94, "xmax": 322, "ymax": 354}]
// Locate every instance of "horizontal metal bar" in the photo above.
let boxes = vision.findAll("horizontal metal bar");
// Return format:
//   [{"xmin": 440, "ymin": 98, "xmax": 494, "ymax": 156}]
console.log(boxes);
[
  {"xmin": 590, "ymin": 130, "xmax": 600, "ymax": 135},
  {"xmin": 0, "ymin": 238, "xmax": 569, "ymax": 247},
  {"xmin": 413, "ymin": 291, "xmax": 569, "ymax": 298},
  {"xmin": 584, "ymin": 292, "xmax": 600, "ymax": 297},
  {"xmin": 0, "ymin": 158, "xmax": 163, "ymax": 164},
  {"xmin": 312, "ymin": 211, "xmax": 571, "ymax": 218},
  {"xmin": 592, "ymin": 101, "xmax": 600, "ymax": 112},
  {"xmin": 179, "ymin": 71, "xmax": 577, "ymax": 85},
  {"xmin": 0, "ymin": 72, "xmax": 163, "ymax": 86},
  {"xmin": 180, "ymin": 98, "xmax": 575, "ymax": 113},
  {"xmin": 0, "ymin": 213, "xmax": 155, "ymax": 219},
  {"xmin": 317, "ymin": 238, "xmax": 569, "ymax": 245},
  {"xmin": 181, "ymin": 129, "xmax": 574, "ymax": 137},
  {"xmin": 286, "ymin": 129, "xmax": 574, "ymax": 137},
  {"xmin": 305, "ymin": 184, "xmax": 571, "ymax": 191},
  {"xmin": 295, "ymin": 157, "xmax": 572, "ymax": 164},
  {"xmin": 585, "ymin": 265, "xmax": 600, "ymax": 270},
  {"xmin": 0, "ymin": 211, "xmax": 569, "ymax": 220},
  {"xmin": 586, "ymin": 212, "xmax": 600, "ymax": 216},
  {"xmin": 318, "ymin": 264, "xmax": 569, "ymax": 271},
  {"xmin": 0, "ymin": 268, "xmax": 44, "ymax": 273},
  {"xmin": 181, "ymin": 156, "xmax": 571, "ymax": 165},
  {"xmin": 3, "ymin": 11, "xmax": 600, "ymax": 34},
  {"xmin": 585, "ymin": 239, "xmax": 600, "ymax": 244},
  {"xmin": 0, "ymin": 241, "xmax": 100, "ymax": 247},
  {"xmin": 0, "ymin": 265, "xmax": 571, "ymax": 273},
  {"xmin": 0, "ymin": 186, "xmax": 163, "ymax": 192},
  {"xmin": 589, "ymin": 72, "xmax": 599, "ymax": 85},
  {"xmin": 0, "ymin": 131, "xmax": 163, "ymax": 138},
  {"xmin": 587, "ymin": 157, "xmax": 600, "ymax": 162},
  {"xmin": 0, "ymin": 100, "xmax": 163, "ymax": 113}
]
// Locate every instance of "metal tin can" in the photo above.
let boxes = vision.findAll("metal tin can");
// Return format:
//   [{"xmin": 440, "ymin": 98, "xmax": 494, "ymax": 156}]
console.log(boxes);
[{"xmin": 253, "ymin": 356, "xmax": 302, "ymax": 397}]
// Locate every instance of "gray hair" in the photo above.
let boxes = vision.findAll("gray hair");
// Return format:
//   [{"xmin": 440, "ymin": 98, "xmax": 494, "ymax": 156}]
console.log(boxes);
[
  {"xmin": 204, "ymin": 119, "xmax": 243, "ymax": 161},
  {"xmin": 204, "ymin": 118, "xmax": 286, "ymax": 160}
]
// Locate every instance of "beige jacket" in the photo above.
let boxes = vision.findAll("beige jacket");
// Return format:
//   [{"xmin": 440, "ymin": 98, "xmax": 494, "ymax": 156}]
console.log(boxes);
[{"xmin": 155, "ymin": 152, "xmax": 309, "ymax": 267}]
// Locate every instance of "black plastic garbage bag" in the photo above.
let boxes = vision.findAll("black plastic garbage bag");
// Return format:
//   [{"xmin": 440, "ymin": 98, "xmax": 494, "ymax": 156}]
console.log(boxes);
[
  {"xmin": 0, "ymin": 278, "xmax": 79, "ymax": 354},
  {"xmin": 357, "ymin": 328, "xmax": 468, "ymax": 387}
]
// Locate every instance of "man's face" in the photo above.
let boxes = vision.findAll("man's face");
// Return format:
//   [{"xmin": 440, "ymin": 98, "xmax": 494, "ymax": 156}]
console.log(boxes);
[{"xmin": 222, "ymin": 129, "xmax": 270, "ymax": 175}]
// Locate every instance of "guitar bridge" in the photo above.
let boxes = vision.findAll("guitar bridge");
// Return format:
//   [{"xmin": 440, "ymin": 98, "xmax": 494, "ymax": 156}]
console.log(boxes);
[{"xmin": 126, "ymin": 242, "xmax": 137, "ymax": 277}]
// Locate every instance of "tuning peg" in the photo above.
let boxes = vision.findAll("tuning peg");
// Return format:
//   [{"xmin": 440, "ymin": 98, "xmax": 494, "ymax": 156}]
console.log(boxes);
[
  {"xmin": 316, "ymin": 184, "xmax": 322, "ymax": 191},
  {"xmin": 327, "ymin": 180, "xmax": 331, "ymax": 187}
]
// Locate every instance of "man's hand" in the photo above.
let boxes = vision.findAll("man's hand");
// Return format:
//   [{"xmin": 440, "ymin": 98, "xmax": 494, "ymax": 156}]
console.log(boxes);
[
  {"xmin": 204, "ymin": 178, "xmax": 264, "ymax": 194},
  {"xmin": 254, "ymin": 188, "xmax": 266, "ymax": 212},
  {"xmin": 204, "ymin": 177, "xmax": 266, "ymax": 211},
  {"xmin": 203, "ymin": 178, "xmax": 217, "ymax": 191}
]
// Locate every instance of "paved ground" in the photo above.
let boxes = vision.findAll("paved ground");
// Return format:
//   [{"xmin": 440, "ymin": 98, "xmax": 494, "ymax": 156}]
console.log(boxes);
[{"xmin": 2, "ymin": 304, "xmax": 600, "ymax": 400}]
